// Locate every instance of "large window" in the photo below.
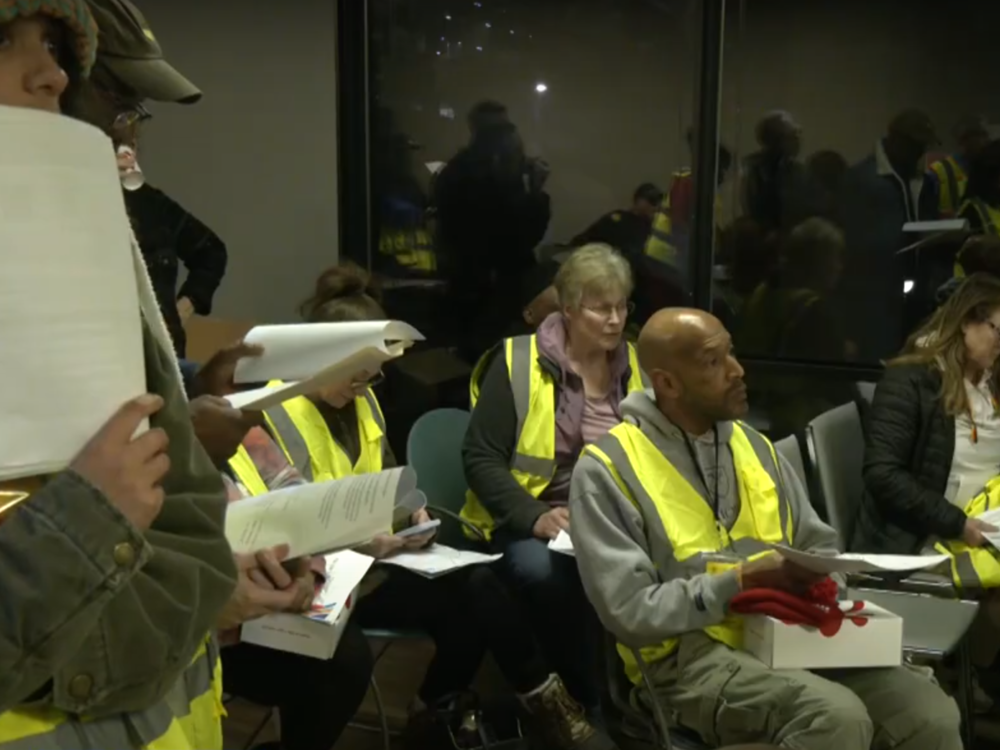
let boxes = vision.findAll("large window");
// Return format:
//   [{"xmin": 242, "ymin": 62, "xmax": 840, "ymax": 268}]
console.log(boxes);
[{"xmin": 714, "ymin": 0, "xmax": 999, "ymax": 435}]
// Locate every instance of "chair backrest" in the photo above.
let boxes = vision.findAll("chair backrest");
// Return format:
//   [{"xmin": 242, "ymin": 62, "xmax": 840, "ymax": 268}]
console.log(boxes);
[
  {"xmin": 405, "ymin": 408, "xmax": 472, "ymax": 545},
  {"xmin": 855, "ymin": 381, "xmax": 877, "ymax": 404},
  {"xmin": 806, "ymin": 402, "xmax": 866, "ymax": 550},
  {"xmin": 774, "ymin": 435, "xmax": 806, "ymax": 488}
]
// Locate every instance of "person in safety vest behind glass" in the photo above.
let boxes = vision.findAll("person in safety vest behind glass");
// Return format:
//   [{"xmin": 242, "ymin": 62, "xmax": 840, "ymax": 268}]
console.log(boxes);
[
  {"xmin": 958, "ymin": 138, "xmax": 1000, "ymax": 237},
  {"xmin": 0, "ymin": 2, "xmax": 238, "ymax": 749},
  {"xmin": 570, "ymin": 308, "xmax": 963, "ymax": 750},
  {"xmin": 927, "ymin": 116, "xmax": 991, "ymax": 220},
  {"xmin": 854, "ymin": 274, "xmax": 1000, "ymax": 702}
]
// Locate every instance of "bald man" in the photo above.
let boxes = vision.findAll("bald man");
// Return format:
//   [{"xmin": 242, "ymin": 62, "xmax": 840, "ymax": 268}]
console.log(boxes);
[{"xmin": 569, "ymin": 310, "xmax": 961, "ymax": 750}]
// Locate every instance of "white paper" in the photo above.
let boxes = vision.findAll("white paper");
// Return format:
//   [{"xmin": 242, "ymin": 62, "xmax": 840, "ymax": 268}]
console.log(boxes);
[
  {"xmin": 548, "ymin": 530, "xmax": 575, "ymax": 557},
  {"xmin": 377, "ymin": 544, "xmax": 502, "ymax": 578},
  {"xmin": 774, "ymin": 545, "xmax": 949, "ymax": 575},
  {"xmin": 234, "ymin": 321, "xmax": 424, "ymax": 384},
  {"xmin": 225, "ymin": 467, "xmax": 417, "ymax": 558},
  {"xmin": 902, "ymin": 219, "xmax": 969, "ymax": 233},
  {"xmin": 305, "ymin": 550, "xmax": 375, "ymax": 622},
  {"xmin": 976, "ymin": 508, "xmax": 1000, "ymax": 549},
  {"xmin": 393, "ymin": 489, "xmax": 427, "ymax": 525},
  {"xmin": 0, "ymin": 106, "xmax": 145, "ymax": 480}
]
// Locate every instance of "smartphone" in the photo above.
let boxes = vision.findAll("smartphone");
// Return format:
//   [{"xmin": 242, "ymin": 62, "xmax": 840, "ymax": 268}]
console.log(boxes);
[{"xmin": 395, "ymin": 518, "xmax": 441, "ymax": 538}]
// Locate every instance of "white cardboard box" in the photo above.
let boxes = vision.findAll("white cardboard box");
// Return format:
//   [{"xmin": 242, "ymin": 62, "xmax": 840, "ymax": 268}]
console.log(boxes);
[
  {"xmin": 240, "ymin": 550, "xmax": 373, "ymax": 660},
  {"xmin": 742, "ymin": 602, "xmax": 902, "ymax": 670}
]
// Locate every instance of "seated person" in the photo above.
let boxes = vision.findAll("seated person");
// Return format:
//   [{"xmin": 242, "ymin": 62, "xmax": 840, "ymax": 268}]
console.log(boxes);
[
  {"xmin": 259, "ymin": 264, "xmax": 614, "ymax": 750},
  {"xmin": 570, "ymin": 182, "xmax": 662, "ymax": 259},
  {"xmin": 470, "ymin": 258, "xmax": 561, "ymax": 404},
  {"xmin": 854, "ymin": 274, "xmax": 1000, "ymax": 673},
  {"xmin": 463, "ymin": 244, "xmax": 647, "ymax": 716},
  {"xmin": 571, "ymin": 308, "xmax": 962, "ymax": 750},
  {"xmin": 937, "ymin": 234, "xmax": 1000, "ymax": 304}
]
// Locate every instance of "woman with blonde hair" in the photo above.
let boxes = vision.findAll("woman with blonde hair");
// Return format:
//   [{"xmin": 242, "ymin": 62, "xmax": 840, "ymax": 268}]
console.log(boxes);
[
  {"xmin": 854, "ymin": 274, "xmax": 1000, "ymax": 675},
  {"xmin": 463, "ymin": 243, "xmax": 647, "ymax": 721}
]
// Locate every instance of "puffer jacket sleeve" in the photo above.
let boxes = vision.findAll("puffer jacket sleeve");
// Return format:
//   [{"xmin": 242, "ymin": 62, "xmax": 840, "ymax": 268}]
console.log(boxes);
[{"xmin": 863, "ymin": 365, "xmax": 968, "ymax": 542}]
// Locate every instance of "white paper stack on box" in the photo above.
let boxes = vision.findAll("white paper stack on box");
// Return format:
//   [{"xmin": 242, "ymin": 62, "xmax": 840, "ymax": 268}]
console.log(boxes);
[
  {"xmin": 377, "ymin": 544, "xmax": 502, "ymax": 578},
  {"xmin": 742, "ymin": 601, "xmax": 903, "ymax": 670},
  {"xmin": 241, "ymin": 551, "xmax": 374, "ymax": 660},
  {"xmin": 225, "ymin": 320, "xmax": 424, "ymax": 411},
  {"xmin": 0, "ymin": 106, "xmax": 145, "ymax": 482}
]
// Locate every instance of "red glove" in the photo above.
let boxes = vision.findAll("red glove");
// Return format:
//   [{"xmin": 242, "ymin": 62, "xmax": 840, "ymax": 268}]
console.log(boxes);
[{"xmin": 730, "ymin": 577, "xmax": 868, "ymax": 637}]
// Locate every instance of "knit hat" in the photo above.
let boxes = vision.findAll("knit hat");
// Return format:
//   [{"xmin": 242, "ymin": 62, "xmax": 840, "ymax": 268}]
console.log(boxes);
[{"xmin": 0, "ymin": 0, "xmax": 99, "ymax": 76}]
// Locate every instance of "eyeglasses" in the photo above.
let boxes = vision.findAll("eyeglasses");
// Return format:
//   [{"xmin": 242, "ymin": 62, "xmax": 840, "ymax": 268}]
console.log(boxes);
[
  {"xmin": 581, "ymin": 301, "xmax": 635, "ymax": 319},
  {"xmin": 112, "ymin": 103, "xmax": 153, "ymax": 131}
]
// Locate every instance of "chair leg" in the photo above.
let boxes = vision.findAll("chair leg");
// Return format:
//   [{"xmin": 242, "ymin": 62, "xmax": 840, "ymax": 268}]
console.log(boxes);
[
  {"xmin": 370, "ymin": 674, "xmax": 392, "ymax": 750},
  {"xmin": 957, "ymin": 637, "xmax": 975, "ymax": 749},
  {"xmin": 242, "ymin": 706, "xmax": 275, "ymax": 750}
]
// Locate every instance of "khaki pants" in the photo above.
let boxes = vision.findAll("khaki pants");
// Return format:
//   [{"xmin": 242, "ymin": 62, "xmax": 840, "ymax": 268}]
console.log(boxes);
[{"xmin": 638, "ymin": 633, "xmax": 962, "ymax": 750}]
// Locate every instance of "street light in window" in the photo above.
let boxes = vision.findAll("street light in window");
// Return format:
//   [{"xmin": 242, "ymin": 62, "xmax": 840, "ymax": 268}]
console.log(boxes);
[{"xmin": 535, "ymin": 82, "xmax": 548, "ymax": 94}]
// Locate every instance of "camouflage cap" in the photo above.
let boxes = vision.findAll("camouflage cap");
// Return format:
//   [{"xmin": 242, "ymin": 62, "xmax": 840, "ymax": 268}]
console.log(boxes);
[{"xmin": 86, "ymin": 0, "xmax": 200, "ymax": 103}]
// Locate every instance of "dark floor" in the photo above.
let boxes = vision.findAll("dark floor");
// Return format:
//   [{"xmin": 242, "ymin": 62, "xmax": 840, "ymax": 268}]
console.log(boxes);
[{"xmin": 222, "ymin": 638, "xmax": 1000, "ymax": 750}]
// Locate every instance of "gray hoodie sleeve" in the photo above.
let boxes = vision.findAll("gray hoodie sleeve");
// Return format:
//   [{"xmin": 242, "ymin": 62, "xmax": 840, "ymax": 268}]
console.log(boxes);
[
  {"xmin": 777, "ymin": 452, "xmax": 841, "ymax": 555},
  {"xmin": 570, "ymin": 453, "xmax": 740, "ymax": 649}
]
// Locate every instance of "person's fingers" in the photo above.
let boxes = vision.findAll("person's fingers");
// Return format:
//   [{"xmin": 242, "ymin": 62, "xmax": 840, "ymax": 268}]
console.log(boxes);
[
  {"xmin": 138, "ymin": 451, "xmax": 171, "ymax": 486},
  {"xmin": 98, "ymin": 395, "xmax": 165, "ymax": 445},
  {"xmin": 250, "ymin": 585, "xmax": 301, "ymax": 613},
  {"xmin": 220, "ymin": 342, "xmax": 265, "ymax": 363},
  {"xmin": 257, "ymin": 548, "xmax": 295, "ymax": 589},
  {"xmin": 248, "ymin": 568, "xmax": 277, "ymax": 590},
  {"xmin": 978, "ymin": 520, "xmax": 998, "ymax": 532},
  {"xmin": 553, "ymin": 513, "xmax": 571, "ymax": 531},
  {"xmin": 410, "ymin": 508, "xmax": 431, "ymax": 525},
  {"xmin": 404, "ymin": 532, "xmax": 435, "ymax": 550}
]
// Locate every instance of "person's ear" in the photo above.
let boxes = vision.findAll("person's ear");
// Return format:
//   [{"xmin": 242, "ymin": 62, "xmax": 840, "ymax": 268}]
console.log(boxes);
[
  {"xmin": 523, "ymin": 306, "xmax": 534, "ymax": 325},
  {"xmin": 652, "ymin": 369, "xmax": 682, "ymax": 400}
]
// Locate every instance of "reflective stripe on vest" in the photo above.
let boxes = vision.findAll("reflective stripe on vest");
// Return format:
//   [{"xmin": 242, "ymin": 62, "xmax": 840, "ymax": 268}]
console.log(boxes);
[
  {"xmin": 644, "ymin": 198, "xmax": 678, "ymax": 264},
  {"xmin": 961, "ymin": 198, "xmax": 1000, "ymax": 236},
  {"xmin": 934, "ymin": 476, "xmax": 1000, "ymax": 589},
  {"xmin": 0, "ymin": 637, "xmax": 224, "ymax": 750},
  {"xmin": 931, "ymin": 157, "xmax": 967, "ymax": 217},
  {"xmin": 228, "ymin": 444, "xmax": 269, "ymax": 497},
  {"xmin": 378, "ymin": 228, "xmax": 437, "ymax": 271},
  {"xmin": 461, "ymin": 334, "xmax": 649, "ymax": 539},
  {"xmin": 264, "ymin": 383, "xmax": 386, "ymax": 481},
  {"xmin": 584, "ymin": 421, "xmax": 793, "ymax": 684}
]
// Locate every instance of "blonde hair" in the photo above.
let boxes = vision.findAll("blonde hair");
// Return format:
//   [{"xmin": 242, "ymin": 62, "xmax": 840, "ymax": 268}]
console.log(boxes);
[
  {"xmin": 299, "ymin": 263, "xmax": 386, "ymax": 323},
  {"xmin": 891, "ymin": 273, "xmax": 1000, "ymax": 416},
  {"xmin": 554, "ymin": 244, "xmax": 633, "ymax": 309}
]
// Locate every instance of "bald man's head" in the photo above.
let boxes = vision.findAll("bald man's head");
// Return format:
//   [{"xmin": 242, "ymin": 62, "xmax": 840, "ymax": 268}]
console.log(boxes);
[{"xmin": 639, "ymin": 308, "xmax": 748, "ymax": 430}]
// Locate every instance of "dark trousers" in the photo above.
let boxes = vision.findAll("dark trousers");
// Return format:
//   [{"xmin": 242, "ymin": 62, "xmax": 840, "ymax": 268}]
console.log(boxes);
[
  {"xmin": 222, "ymin": 618, "xmax": 373, "ymax": 750},
  {"xmin": 492, "ymin": 535, "xmax": 603, "ymax": 711},
  {"xmin": 354, "ymin": 565, "xmax": 550, "ymax": 703}
]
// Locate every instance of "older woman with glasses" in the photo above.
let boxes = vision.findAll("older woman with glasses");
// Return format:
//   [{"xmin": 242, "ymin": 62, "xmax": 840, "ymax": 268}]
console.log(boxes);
[{"xmin": 462, "ymin": 243, "xmax": 648, "ymax": 719}]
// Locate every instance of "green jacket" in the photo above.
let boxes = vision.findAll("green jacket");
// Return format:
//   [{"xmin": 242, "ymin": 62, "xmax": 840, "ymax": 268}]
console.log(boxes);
[{"xmin": 0, "ymin": 322, "xmax": 237, "ymax": 717}]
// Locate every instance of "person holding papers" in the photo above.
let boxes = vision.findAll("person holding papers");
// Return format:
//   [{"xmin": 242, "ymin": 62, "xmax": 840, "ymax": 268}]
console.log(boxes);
[
  {"xmin": 0, "ymin": 4, "xmax": 238, "ymax": 748},
  {"xmin": 855, "ymin": 275, "xmax": 1000, "ymax": 682},
  {"xmin": 570, "ymin": 308, "xmax": 961, "ymax": 749},
  {"xmin": 258, "ymin": 265, "xmax": 617, "ymax": 750},
  {"xmin": 463, "ymin": 245, "xmax": 647, "ymax": 718}
]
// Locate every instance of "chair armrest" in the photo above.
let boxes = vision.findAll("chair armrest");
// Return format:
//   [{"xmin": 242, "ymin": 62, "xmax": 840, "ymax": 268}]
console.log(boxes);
[{"xmin": 425, "ymin": 504, "xmax": 488, "ymax": 543}]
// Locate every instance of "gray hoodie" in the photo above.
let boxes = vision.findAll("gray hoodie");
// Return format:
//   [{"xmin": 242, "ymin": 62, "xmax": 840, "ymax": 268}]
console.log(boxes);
[{"xmin": 569, "ymin": 390, "xmax": 840, "ymax": 649}]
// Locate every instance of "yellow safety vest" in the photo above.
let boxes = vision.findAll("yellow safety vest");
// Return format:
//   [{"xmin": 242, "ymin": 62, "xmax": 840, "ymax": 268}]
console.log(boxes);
[
  {"xmin": 378, "ymin": 227, "xmax": 436, "ymax": 272},
  {"xmin": 469, "ymin": 342, "xmax": 502, "ymax": 407},
  {"xmin": 960, "ymin": 198, "xmax": 1000, "ymax": 237},
  {"xmin": 643, "ymin": 170, "xmax": 723, "ymax": 265},
  {"xmin": 930, "ymin": 157, "xmax": 968, "ymax": 219},
  {"xmin": 934, "ymin": 476, "xmax": 1000, "ymax": 590},
  {"xmin": 228, "ymin": 444, "xmax": 269, "ymax": 497},
  {"xmin": 0, "ymin": 637, "xmax": 224, "ymax": 750},
  {"xmin": 264, "ymin": 383, "xmax": 387, "ymax": 481},
  {"xmin": 461, "ymin": 334, "xmax": 648, "ymax": 539},
  {"xmin": 585, "ymin": 420, "xmax": 793, "ymax": 684}
]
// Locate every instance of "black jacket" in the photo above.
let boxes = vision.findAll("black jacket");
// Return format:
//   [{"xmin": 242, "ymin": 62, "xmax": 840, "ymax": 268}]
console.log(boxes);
[
  {"xmin": 852, "ymin": 363, "xmax": 968, "ymax": 554},
  {"xmin": 127, "ymin": 185, "xmax": 228, "ymax": 358}
]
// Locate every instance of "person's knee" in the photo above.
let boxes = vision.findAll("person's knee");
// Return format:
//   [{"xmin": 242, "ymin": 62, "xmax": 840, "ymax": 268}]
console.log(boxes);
[
  {"xmin": 500, "ymin": 539, "xmax": 561, "ymax": 589},
  {"xmin": 772, "ymin": 677, "xmax": 873, "ymax": 746},
  {"xmin": 886, "ymin": 672, "xmax": 962, "ymax": 745}
]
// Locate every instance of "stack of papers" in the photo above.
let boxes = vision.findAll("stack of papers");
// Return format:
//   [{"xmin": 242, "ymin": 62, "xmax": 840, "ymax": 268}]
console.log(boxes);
[
  {"xmin": 226, "ymin": 320, "xmax": 424, "ymax": 411},
  {"xmin": 378, "ymin": 544, "xmax": 501, "ymax": 578},
  {"xmin": 548, "ymin": 530, "xmax": 575, "ymax": 557},
  {"xmin": 0, "ymin": 107, "xmax": 145, "ymax": 481},
  {"xmin": 774, "ymin": 546, "xmax": 949, "ymax": 575},
  {"xmin": 976, "ymin": 509, "xmax": 1000, "ymax": 549}
]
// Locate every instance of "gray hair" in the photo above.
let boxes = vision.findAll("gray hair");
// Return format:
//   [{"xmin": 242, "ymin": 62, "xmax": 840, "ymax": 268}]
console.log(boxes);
[{"xmin": 554, "ymin": 244, "xmax": 633, "ymax": 309}]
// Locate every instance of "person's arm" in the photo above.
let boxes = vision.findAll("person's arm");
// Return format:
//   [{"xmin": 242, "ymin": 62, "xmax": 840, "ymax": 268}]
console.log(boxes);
[
  {"xmin": 959, "ymin": 202, "xmax": 985, "ymax": 234},
  {"xmin": 0, "ymin": 473, "xmax": 151, "ymax": 712},
  {"xmin": 463, "ymin": 354, "xmax": 548, "ymax": 537},
  {"xmin": 778, "ymin": 452, "xmax": 840, "ymax": 555},
  {"xmin": 863, "ymin": 367, "xmax": 967, "ymax": 540},
  {"xmin": 570, "ymin": 453, "xmax": 739, "ymax": 647},
  {"xmin": 571, "ymin": 213, "xmax": 614, "ymax": 248},
  {"xmin": 148, "ymin": 187, "xmax": 228, "ymax": 316}
]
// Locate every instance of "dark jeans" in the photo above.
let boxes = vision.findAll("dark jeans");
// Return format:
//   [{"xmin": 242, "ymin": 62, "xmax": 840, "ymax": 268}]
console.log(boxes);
[
  {"xmin": 492, "ymin": 535, "xmax": 603, "ymax": 711},
  {"xmin": 355, "ymin": 565, "xmax": 551, "ymax": 703},
  {"xmin": 222, "ymin": 619, "xmax": 373, "ymax": 750}
]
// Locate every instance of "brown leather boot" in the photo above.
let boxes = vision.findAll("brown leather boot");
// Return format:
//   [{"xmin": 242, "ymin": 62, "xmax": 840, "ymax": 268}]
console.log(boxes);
[{"xmin": 519, "ymin": 675, "xmax": 619, "ymax": 750}]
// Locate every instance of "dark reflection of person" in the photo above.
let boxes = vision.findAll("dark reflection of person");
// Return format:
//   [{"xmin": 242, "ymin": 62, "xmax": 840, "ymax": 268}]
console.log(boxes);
[
  {"xmin": 716, "ymin": 217, "xmax": 775, "ymax": 313},
  {"xmin": 570, "ymin": 182, "xmax": 662, "ymax": 260},
  {"xmin": 737, "ymin": 218, "xmax": 855, "ymax": 437},
  {"xmin": 958, "ymin": 139, "xmax": 1000, "ymax": 237},
  {"xmin": 801, "ymin": 150, "xmax": 849, "ymax": 222},
  {"xmin": 838, "ymin": 109, "xmax": 940, "ymax": 362},
  {"xmin": 937, "ymin": 235, "xmax": 1000, "ymax": 305},
  {"xmin": 741, "ymin": 110, "xmax": 806, "ymax": 233},
  {"xmin": 434, "ymin": 105, "xmax": 552, "ymax": 361},
  {"xmin": 927, "ymin": 116, "xmax": 991, "ymax": 219}
]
